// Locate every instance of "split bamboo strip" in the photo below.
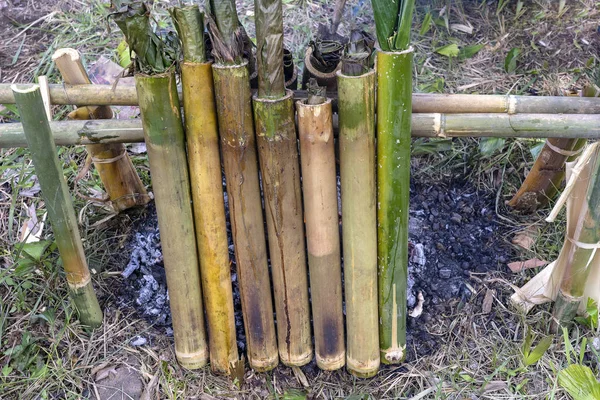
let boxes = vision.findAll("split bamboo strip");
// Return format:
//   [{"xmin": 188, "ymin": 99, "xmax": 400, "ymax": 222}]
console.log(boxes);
[
  {"xmin": 136, "ymin": 72, "xmax": 208, "ymax": 369},
  {"xmin": 297, "ymin": 97, "xmax": 345, "ymax": 371},
  {"xmin": 171, "ymin": 5, "xmax": 238, "ymax": 375},
  {"xmin": 52, "ymin": 48, "xmax": 149, "ymax": 212},
  {"xmin": 4, "ymin": 83, "xmax": 600, "ymax": 114},
  {"xmin": 213, "ymin": 61, "xmax": 278, "ymax": 372},
  {"xmin": 253, "ymin": 0, "xmax": 312, "ymax": 367},
  {"xmin": 11, "ymin": 84, "xmax": 102, "ymax": 328},
  {"xmin": 7, "ymin": 113, "xmax": 600, "ymax": 148},
  {"xmin": 337, "ymin": 69, "xmax": 379, "ymax": 377}
]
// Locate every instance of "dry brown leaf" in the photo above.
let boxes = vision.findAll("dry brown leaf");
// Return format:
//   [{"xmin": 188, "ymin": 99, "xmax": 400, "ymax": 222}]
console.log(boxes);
[
  {"xmin": 483, "ymin": 380, "xmax": 508, "ymax": 392},
  {"xmin": 482, "ymin": 289, "xmax": 495, "ymax": 314},
  {"xmin": 94, "ymin": 365, "xmax": 118, "ymax": 381},
  {"xmin": 507, "ymin": 258, "xmax": 548, "ymax": 273},
  {"xmin": 292, "ymin": 366, "xmax": 309, "ymax": 388},
  {"xmin": 511, "ymin": 227, "xmax": 538, "ymax": 250}
]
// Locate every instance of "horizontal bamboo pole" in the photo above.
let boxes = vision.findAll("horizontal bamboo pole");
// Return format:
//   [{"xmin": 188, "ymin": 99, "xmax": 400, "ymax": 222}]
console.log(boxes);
[
  {"xmin": 2, "ymin": 83, "xmax": 600, "ymax": 114},
  {"xmin": 4, "ymin": 113, "xmax": 600, "ymax": 148}
]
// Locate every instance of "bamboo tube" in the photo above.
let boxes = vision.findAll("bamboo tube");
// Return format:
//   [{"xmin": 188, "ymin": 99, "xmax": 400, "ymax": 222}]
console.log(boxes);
[
  {"xmin": 377, "ymin": 47, "xmax": 413, "ymax": 365},
  {"xmin": 171, "ymin": 5, "xmax": 238, "ymax": 375},
  {"xmin": 253, "ymin": 92, "xmax": 312, "ymax": 366},
  {"xmin": 4, "ymin": 83, "xmax": 600, "ymax": 114},
  {"xmin": 252, "ymin": 0, "xmax": 312, "ymax": 367},
  {"xmin": 11, "ymin": 84, "xmax": 102, "ymax": 328},
  {"xmin": 7, "ymin": 113, "xmax": 600, "ymax": 148},
  {"xmin": 297, "ymin": 97, "xmax": 345, "ymax": 371},
  {"xmin": 213, "ymin": 61, "xmax": 278, "ymax": 372},
  {"xmin": 337, "ymin": 69, "xmax": 379, "ymax": 377},
  {"xmin": 52, "ymin": 48, "xmax": 149, "ymax": 212},
  {"xmin": 136, "ymin": 72, "xmax": 208, "ymax": 369}
]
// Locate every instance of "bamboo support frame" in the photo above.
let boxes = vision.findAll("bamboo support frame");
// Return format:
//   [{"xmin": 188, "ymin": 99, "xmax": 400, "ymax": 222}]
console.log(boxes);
[
  {"xmin": 52, "ymin": 48, "xmax": 149, "ymax": 212},
  {"xmin": 5, "ymin": 113, "xmax": 600, "ymax": 148},
  {"xmin": 377, "ymin": 48, "xmax": 413, "ymax": 364},
  {"xmin": 253, "ymin": 91, "xmax": 312, "ymax": 366},
  {"xmin": 337, "ymin": 70, "xmax": 379, "ymax": 377},
  {"xmin": 297, "ymin": 98, "xmax": 345, "ymax": 371},
  {"xmin": 11, "ymin": 84, "xmax": 103, "ymax": 328},
  {"xmin": 135, "ymin": 72, "xmax": 208, "ymax": 370},
  {"xmin": 181, "ymin": 61, "xmax": 238, "ymax": 374},
  {"xmin": 212, "ymin": 61, "xmax": 278, "ymax": 372},
  {"xmin": 3, "ymin": 83, "xmax": 600, "ymax": 114}
]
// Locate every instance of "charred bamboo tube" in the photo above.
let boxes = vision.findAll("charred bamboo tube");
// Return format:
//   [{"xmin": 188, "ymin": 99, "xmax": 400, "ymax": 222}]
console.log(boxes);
[
  {"xmin": 52, "ymin": 48, "xmax": 149, "ymax": 212},
  {"xmin": 4, "ymin": 84, "xmax": 600, "ymax": 114},
  {"xmin": 136, "ymin": 72, "xmax": 208, "ymax": 369},
  {"xmin": 7, "ymin": 113, "xmax": 600, "ymax": 148},
  {"xmin": 337, "ymin": 69, "xmax": 379, "ymax": 377},
  {"xmin": 297, "ymin": 97, "xmax": 345, "ymax": 370},
  {"xmin": 253, "ymin": 92, "xmax": 312, "ymax": 366},
  {"xmin": 213, "ymin": 61, "xmax": 278, "ymax": 372},
  {"xmin": 171, "ymin": 5, "xmax": 238, "ymax": 375},
  {"xmin": 12, "ymin": 84, "xmax": 102, "ymax": 328},
  {"xmin": 377, "ymin": 47, "xmax": 413, "ymax": 364}
]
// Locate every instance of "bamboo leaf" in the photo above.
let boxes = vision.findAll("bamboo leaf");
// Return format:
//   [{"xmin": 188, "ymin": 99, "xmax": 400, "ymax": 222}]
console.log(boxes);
[
  {"xmin": 505, "ymin": 48, "xmax": 521, "ymax": 73},
  {"xmin": 479, "ymin": 137, "xmax": 506, "ymax": 156},
  {"xmin": 557, "ymin": 364, "xmax": 600, "ymax": 400},
  {"xmin": 435, "ymin": 43, "xmax": 460, "ymax": 58},
  {"xmin": 523, "ymin": 336, "xmax": 552, "ymax": 366},
  {"xmin": 370, "ymin": 0, "xmax": 400, "ymax": 51},
  {"xmin": 459, "ymin": 44, "xmax": 484, "ymax": 60},
  {"xmin": 419, "ymin": 12, "xmax": 432, "ymax": 35},
  {"xmin": 116, "ymin": 40, "xmax": 131, "ymax": 68}
]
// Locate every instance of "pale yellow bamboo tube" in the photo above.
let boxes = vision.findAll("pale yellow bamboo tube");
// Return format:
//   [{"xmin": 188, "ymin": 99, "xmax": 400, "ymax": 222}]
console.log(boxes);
[
  {"xmin": 181, "ymin": 61, "xmax": 238, "ymax": 374},
  {"xmin": 52, "ymin": 48, "xmax": 149, "ymax": 212},
  {"xmin": 253, "ymin": 91, "xmax": 313, "ymax": 366},
  {"xmin": 297, "ymin": 98, "xmax": 345, "ymax": 371},
  {"xmin": 212, "ymin": 61, "xmax": 278, "ymax": 372}
]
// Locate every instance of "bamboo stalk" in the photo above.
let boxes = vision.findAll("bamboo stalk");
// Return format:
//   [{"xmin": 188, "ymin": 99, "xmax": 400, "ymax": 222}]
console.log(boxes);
[
  {"xmin": 337, "ymin": 69, "xmax": 379, "ymax": 377},
  {"xmin": 136, "ymin": 72, "xmax": 208, "ymax": 369},
  {"xmin": 171, "ymin": 5, "xmax": 238, "ymax": 375},
  {"xmin": 377, "ymin": 47, "xmax": 413, "ymax": 365},
  {"xmin": 213, "ymin": 61, "xmax": 278, "ymax": 372},
  {"xmin": 11, "ymin": 84, "xmax": 102, "ymax": 328},
  {"xmin": 4, "ymin": 83, "xmax": 600, "ymax": 114},
  {"xmin": 7, "ymin": 113, "xmax": 600, "ymax": 148},
  {"xmin": 297, "ymin": 97, "xmax": 345, "ymax": 371},
  {"xmin": 52, "ymin": 48, "xmax": 149, "ymax": 212}
]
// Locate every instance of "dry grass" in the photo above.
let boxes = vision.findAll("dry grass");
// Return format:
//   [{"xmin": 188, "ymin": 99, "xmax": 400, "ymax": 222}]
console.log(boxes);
[{"xmin": 1, "ymin": 0, "xmax": 600, "ymax": 399}]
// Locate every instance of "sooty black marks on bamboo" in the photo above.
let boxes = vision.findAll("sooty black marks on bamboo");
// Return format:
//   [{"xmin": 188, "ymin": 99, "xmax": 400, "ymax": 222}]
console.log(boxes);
[{"xmin": 321, "ymin": 316, "xmax": 341, "ymax": 357}]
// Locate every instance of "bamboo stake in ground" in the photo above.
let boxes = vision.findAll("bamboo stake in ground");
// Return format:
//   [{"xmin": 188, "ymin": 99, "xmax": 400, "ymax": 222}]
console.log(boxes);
[
  {"xmin": 337, "ymin": 42, "xmax": 378, "ymax": 377},
  {"xmin": 52, "ymin": 48, "xmax": 149, "ymax": 212},
  {"xmin": 208, "ymin": 0, "xmax": 278, "ymax": 371},
  {"xmin": 111, "ymin": 1, "xmax": 207, "ymax": 369},
  {"xmin": 297, "ymin": 87, "xmax": 345, "ymax": 371},
  {"xmin": 12, "ymin": 84, "xmax": 102, "ymax": 328},
  {"xmin": 372, "ymin": 0, "xmax": 415, "ymax": 364},
  {"xmin": 170, "ymin": 5, "xmax": 238, "ymax": 374},
  {"xmin": 252, "ymin": 0, "xmax": 312, "ymax": 367}
]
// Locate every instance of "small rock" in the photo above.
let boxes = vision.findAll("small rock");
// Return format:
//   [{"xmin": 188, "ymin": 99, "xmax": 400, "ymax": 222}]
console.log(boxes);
[
  {"xmin": 592, "ymin": 337, "xmax": 600, "ymax": 351},
  {"xmin": 451, "ymin": 213, "xmax": 462, "ymax": 223},
  {"xmin": 439, "ymin": 268, "xmax": 452, "ymax": 279},
  {"xmin": 130, "ymin": 336, "xmax": 147, "ymax": 346},
  {"xmin": 436, "ymin": 242, "xmax": 446, "ymax": 251}
]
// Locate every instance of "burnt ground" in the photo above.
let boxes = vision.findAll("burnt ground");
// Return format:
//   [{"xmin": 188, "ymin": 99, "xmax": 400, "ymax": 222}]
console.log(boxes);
[{"xmin": 118, "ymin": 170, "xmax": 513, "ymax": 370}]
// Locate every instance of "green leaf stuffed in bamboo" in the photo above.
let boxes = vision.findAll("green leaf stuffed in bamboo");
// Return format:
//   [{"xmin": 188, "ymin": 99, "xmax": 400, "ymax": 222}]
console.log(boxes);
[
  {"xmin": 337, "ymin": 32, "xmax": 378, "ymax": 377},
  {"xmin": 207, "ymin": 0, "xmax": 279, "ymax": 371},
  {"xmin": 12, "ymin": 84, "xmax": 103, "ymax": 328},
  {"xmin": 371, "ymin": 0, "xmax": 415, "ymax": 364},
  {"xmin": 111, "ymin": 1, "xmax": 208, "ymax": 370},
  {"xmin": 297, "ymin": 82, "xmax": 345, "ymax": 370},
  {"xmin": 170, "ymin": 5, "xmax": 238, "ymax": 375},
  {"xmin": 252, "ymin": 0, "xmax": 312, "ymax": 367}
]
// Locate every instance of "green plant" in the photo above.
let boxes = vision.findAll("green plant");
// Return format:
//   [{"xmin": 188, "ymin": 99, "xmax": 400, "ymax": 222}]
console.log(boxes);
[
  {"xmin": 522, "ymin": 326, "xmax": 553, "ymax": 366},
  {"xmin": 575, "ymin": 299, "xmax": 599, "ymax": 331}
]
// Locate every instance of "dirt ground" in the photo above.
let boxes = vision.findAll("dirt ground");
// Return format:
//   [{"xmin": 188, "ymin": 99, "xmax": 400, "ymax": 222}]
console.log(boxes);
[{"xmin": 1, "ymin": 0, "xmax": 600, "ymax": 399}]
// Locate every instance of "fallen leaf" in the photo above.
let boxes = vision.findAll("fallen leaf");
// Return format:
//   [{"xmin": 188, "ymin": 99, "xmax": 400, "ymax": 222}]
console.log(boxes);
[
  {"xmin": 511, "ymin": 227, "xmax": 538, "ymax": 250},
  {"xmin": 507, "ymin": 258, "xmax": 548, "ymax": 273},
  {"xmin": 409, "ymin": 291, "xmax": 425, "ymax": 318},
  {"xmin": 482, "ymin": 289, "xmax": 495, "ymax": 314},
  {"xmin": 94, "ymin": 365, "xmax": 118, "ymax": 381},
  {"xmin": 291, "ymin": 366, "xmax": 309, "ymax": 388},
  {"xmin": 483, "ymin": 380, "xmax": 508, "ymax": 393}
]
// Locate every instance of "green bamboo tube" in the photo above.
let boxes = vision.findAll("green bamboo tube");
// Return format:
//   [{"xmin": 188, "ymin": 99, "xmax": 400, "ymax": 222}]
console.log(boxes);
[
  {"xmin": 337, "ymin": 69, "xmax": 379, "ymax": 377},
  {"xmin": 212, "ymin": 61, "xmax": 278, "ymax": 372},
  {"xmin": 377, "ymin": 47, "xmax": 413, "ymax": 364},
  {"xmin": 135, "ymin": 72, "xmax": 208, "ymax": 370},
  {"xmin": 11, "ymin": 84, "xmax": 102, "ymax": 328},
  {"xmin": 297, "ymin": 97, "xmax": 345, "ymax": 371},
  {"xmin": 253, "ymin": 91, "xmax": 312, "ymax": 366},
  {"xmin": 172, "ymin": 4, "xmax": 238, "ymax": 375}
]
